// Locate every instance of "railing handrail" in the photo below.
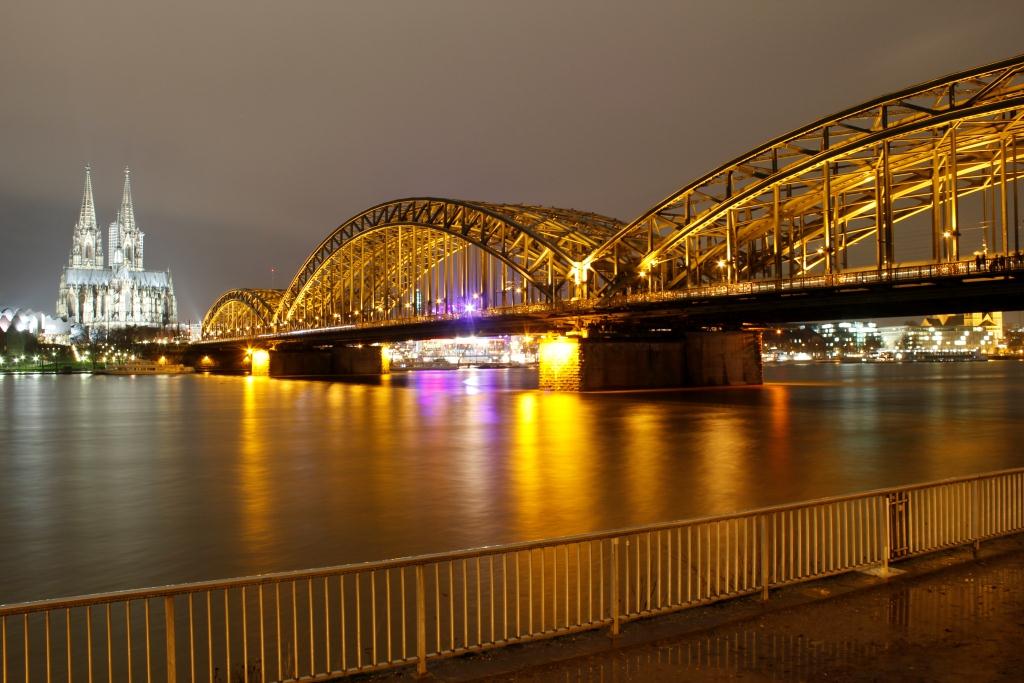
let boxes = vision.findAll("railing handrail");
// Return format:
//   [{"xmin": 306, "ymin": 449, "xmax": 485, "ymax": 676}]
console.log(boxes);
[{"xmin": 4, "ymin": 465, "xmax": 1021, "ymax": 617}]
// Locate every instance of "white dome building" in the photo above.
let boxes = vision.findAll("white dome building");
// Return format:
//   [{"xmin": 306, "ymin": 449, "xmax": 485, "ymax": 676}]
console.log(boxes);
[
  {"xmin": 0, "ymin": 308, "xmax": 70, "ymax": 337},
  {"xmin": 0, "ymin": 308, "xmax": 41, "ymax": 334}
]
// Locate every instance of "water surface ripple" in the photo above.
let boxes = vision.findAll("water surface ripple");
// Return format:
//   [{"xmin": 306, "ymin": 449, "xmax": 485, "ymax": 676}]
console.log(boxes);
[{"xmin": 2, "ymin": 363, "xmax": 1022, "ymax": 603}]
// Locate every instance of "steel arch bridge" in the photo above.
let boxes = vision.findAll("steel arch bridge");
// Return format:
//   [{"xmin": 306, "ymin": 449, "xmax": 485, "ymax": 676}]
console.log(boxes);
[
  {"xmin": 202, "ymin": 199, "xmax": 627, "ymax": 337},
  {"xmin": 273, "ymin": 198, "xmax": 625, "ymax": 328},
  {"xmin": 591, "ymin": 53, "xmax": 1024, "ymax": 297},
  {"xmin": 203, "ymin": 54, "xmax": 1024, "ymax": 341},
  {"xmin": 202, "ymin": 288, "xmax": 283, "ymax": 337}
]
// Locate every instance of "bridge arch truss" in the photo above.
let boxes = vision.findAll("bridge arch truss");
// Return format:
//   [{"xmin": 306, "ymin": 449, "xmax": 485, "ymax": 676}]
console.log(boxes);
[
  {"xmin": 202, "ymin": 55, "xmax": 1024, "ymax": 340},
  {"xmin": 202, "ymin": 288, "xmax": 283, "ymax": 339},
  {"xmin": 272, "ymin": 198, "xmax": 623, "ymax": 330},
  {"xmin": 587, "ymin": 55, "xmax": 1024, "ymax": 297}
]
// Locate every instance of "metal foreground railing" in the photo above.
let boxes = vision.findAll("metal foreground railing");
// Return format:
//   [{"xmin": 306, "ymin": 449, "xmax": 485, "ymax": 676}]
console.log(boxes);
[{"xmin": 2, "ymin": 468, "xmax": 1023, "ymax": 682}]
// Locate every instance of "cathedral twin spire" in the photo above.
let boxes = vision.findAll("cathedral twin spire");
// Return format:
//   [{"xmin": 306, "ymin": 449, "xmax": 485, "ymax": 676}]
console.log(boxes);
[
  {"xmin": 70, "ymin": 165, "xmax": 142, "ymax": 271},
  {"xmin": 116, "ymin": 166, "xmax": 137, "ymax": 234},
  {"xmin": 69, "ymin": 164, "xmax": 102, "ymax": 268},
  {"xmin": 77, "ymin": 164, "xmax": 97, "ymax": 233}
]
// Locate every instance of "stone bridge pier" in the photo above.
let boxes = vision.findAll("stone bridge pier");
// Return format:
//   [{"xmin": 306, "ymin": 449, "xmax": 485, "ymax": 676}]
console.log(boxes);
[{"xmin": 538, "ymin": 332, "xmax": 762, "ymax": 391}]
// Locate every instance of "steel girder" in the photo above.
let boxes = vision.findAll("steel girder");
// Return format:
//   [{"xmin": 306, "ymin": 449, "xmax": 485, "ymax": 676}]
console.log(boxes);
[
  {"xmin": 273, "ymin": 198, "xmax": 624, "ymax": 326},
  {"xmin": 202, "ymin": 288, "xmax": 283, "ymax": 338},
  {"xmin": 589, "ymin": 55, "xmax": 1024, "ymax": 294}
]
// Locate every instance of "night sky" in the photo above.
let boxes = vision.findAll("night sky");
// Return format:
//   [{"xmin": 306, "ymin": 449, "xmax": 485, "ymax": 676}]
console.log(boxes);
[{"xmin": 3, "ymin": 0, "xmax": 1023, "ymax": 321}]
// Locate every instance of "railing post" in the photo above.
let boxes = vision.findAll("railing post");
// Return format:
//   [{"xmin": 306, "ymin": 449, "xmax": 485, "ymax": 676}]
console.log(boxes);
[
  {"xmin": 971, "ymin": 479, "xmax": 981, "ymax": 557},
  {"xmin": 760, "ymin": 516, "xmax": 770, "ymax": 601},
  {"xmin": 164, "ymin": 596, "xmax": 177, "ymax": 683},
  {"xmin": 415, "ymin": 565, "xmax": 427, "ymax": 676},
  {"xmin": 609, "ymin": 538, "xmax": 621, "ymax": 637},
  {"xmin": 882, "ymin": 497, "xmax": 891, "ymax": 576}
]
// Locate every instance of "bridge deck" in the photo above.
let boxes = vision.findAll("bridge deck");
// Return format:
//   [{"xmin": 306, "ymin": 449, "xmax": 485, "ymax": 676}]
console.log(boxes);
[{"xmin": 197, "ymin": 260, "xmax": 1024, "ymax": 346}]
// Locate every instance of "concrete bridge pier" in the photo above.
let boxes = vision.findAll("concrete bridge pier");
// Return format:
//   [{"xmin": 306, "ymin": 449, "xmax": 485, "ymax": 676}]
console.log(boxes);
[
  {"xmin": 538, "ymin": 332, "xmax": 762, "ymax": 391},
  {"xmin": 269, "ymin": 345, "xmax": 390, "ymax": 378}
]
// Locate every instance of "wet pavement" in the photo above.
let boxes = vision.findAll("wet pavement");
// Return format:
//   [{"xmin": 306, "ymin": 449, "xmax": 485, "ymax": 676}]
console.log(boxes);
[{"xmin": 373, "ymin": 534, "xmax": 1024, "ymax": 682}]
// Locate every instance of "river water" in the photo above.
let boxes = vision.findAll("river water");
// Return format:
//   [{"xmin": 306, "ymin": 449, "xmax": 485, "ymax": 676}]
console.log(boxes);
[{"xmin": 1, "ymin": 363, "xmax": 1022, "ymax": 604}]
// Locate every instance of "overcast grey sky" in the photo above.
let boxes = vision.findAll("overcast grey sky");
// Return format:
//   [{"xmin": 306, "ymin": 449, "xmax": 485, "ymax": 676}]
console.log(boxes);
[{"xmin": 2, "ymin": 0, "xmax": 1023, "ymax": 321}]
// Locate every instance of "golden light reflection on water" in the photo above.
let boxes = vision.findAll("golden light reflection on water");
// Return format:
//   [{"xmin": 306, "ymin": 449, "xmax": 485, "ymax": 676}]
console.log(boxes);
[
  {"xmin": 511, "ymin": 392, "xmax": 544, "ymax": 535},
  {"xmin": 239, "ymin": 375, "xmax": 274, "ymax": 562},
  {"xmin": 765, "ymin": 383, "xmax": 792, "ymax": 475},
  {"xmin": 694, "ymin": 410, "xmax": 754, "ymax": 514},
  {"xmin": 511, "ymin": 391, "xmax": 599, "ymax": 538},
  {"xmin": 365, "ymin": 381, "xmax": 412, "ymax": 515},
  {"xmin": 621, "ymin": 405, "xmax": 668, "ymax": 520},
  {"xmin": 5, "ymin": 364, "xmax": 1024, "ymax": 603}
]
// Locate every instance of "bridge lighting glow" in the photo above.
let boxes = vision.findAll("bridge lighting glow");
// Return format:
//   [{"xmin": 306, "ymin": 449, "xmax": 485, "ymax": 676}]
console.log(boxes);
[
  {"xmin": 250, "ymin": 349, "xmax": 270, "ymax": 376},
  {"xmin": 539, "ymin": 336, "xmax": 576, "ymax": 363},
  {"xmin": 716, "ymin": 259, "xmax": 727, "ymax": 269},
  {"xmin": 538, "ymin": 336, "xmax": 579, "ymax": 379},
  {"xmin": 570, "ymin": 260, "xmax": 590, "ymax": 285}
]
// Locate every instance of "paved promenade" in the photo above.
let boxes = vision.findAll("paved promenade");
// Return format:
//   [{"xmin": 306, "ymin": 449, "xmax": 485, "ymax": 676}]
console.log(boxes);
[{"xmin": 375, "ymin": 534, "xmax": 1024, "ymax": 682}]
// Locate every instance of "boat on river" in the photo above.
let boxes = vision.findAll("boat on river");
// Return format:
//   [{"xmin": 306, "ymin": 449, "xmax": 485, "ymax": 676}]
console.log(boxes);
[{"xmin": 95, "ymin": 360, "xmax": 194, "ymax": 375}]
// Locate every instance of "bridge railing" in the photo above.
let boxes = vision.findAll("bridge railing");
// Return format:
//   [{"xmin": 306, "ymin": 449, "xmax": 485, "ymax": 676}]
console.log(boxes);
[
  {"xmin": 619, "ymin": 258, "xmax": 1021, "ymax": 307},
  {"xmin": 2, "ymin": 467, "xmax": 1022, "ymax": 682}
]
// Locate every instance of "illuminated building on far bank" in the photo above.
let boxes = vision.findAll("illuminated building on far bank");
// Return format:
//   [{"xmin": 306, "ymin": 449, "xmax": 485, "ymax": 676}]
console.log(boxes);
[
  {"xmin": 55, "ymin": 166, "xmax": 177, "ymax": 332},
  {"xmin": 765, "ymin": 313, "xmax": 1005, "ymax": 361},
  {"xmin": 892, "ymin": 313, "xmax": 1003, "ymax": 356}
]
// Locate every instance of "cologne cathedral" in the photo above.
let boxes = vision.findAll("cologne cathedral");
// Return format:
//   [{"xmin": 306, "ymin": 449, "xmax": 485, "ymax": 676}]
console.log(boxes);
[{"xmin": 56, "ymin": 166, "xmax": 177, "ymax": 331}]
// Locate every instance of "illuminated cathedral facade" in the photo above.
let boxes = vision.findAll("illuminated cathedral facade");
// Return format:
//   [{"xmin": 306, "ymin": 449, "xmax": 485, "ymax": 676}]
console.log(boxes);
[{"xmin": 56, "ymin": 166, "xmax": 177, "ymax": 330}]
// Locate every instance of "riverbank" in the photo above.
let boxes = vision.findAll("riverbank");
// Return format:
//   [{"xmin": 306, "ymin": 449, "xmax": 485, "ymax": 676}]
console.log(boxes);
[
  {"xmin": 0, "ymin": 367, "xmax": 90, "ymax": 374},
  {"xmin": 369, "ymin": 534, "xmax": 1024, "ymax": 682}
]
